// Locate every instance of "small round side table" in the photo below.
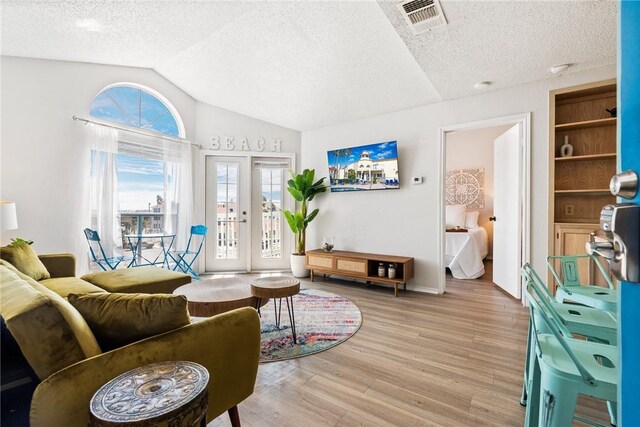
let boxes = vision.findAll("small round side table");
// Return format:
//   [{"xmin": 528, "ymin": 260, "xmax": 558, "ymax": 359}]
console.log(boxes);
[
  {"xmin": 89, "ymin": 361, "xmax": 209, "ymax": 427},
  {"xmin": 251, "ymin": 277, "xmax": 300, "ymax": 344}
]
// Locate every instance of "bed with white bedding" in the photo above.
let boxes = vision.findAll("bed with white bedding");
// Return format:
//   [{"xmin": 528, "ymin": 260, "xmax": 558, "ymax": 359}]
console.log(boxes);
[{"xmin": 445, "ymin": 227, "xmax": 489, "ymax": 279}]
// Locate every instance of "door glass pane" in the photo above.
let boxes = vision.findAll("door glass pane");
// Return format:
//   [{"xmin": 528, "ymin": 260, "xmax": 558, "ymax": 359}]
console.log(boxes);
[
  {"xmin": 260, "ymin": 168, "xmax": 282, "ymax": 259},
  {"xmin": 216, "ymin": 163, "xmax": 239, "ymax": 260}
]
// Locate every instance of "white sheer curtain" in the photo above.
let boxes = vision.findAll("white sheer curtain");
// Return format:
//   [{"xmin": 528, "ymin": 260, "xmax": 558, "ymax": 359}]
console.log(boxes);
[
  {"xmin": 87, "ymin": 124, "xmax": 121, "ymax": 258},
  {"xmin": 163, "ymin": 139, "xmax": 194, "ymax": 251}
]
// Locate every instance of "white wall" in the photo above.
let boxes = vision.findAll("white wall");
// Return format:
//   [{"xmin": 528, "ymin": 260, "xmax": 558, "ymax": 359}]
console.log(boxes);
[
  {"xmin": 0, "ymin": 55, "xmax": 301, "ymax": 274},
  {"xmin": 192, "ymin": 101, "xmax": 301, "ymax": 269},
  {"xmin": 0, "ymin": 56, "xmax": 197, "ymax": 271},
  {"xmin": 302, "ymin": 65, "xmax": 616, "ymax": 293},
  {"xmin": 446, "ymin": 124, "xmax": 513, "ymax": 257}
]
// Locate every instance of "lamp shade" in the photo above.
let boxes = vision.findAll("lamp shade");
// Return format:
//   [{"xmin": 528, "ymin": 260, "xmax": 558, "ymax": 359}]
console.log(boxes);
[{"xmin": 1, "ymin": 201, "xmax": 18, "ymax": 230}]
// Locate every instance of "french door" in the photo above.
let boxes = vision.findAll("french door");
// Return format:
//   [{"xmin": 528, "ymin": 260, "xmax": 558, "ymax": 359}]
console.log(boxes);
[
  {"xmin": 205, "ymin": 155, "xmax": 292, "ymax": 272},
  {"xmin": 205, "ymin": 156, "xmax": 248, "ymax": 271},
  {"xmin": 251, "ymin": 158, "xmax": 292, "ymax": 270}
]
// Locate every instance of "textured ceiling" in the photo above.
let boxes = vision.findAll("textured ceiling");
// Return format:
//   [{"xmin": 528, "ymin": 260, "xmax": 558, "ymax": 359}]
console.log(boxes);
[
  {"xmin": 378, "ymin": 0, "xmax": 617, "ymax": 100},
  {"xmin": 155, "ymin": 1, "xmax": 440, "ymax": 131},
  {"xmin": 0, "ymin": 1, "xmax": 253, "ymax": 67},
  {"xmin": 1, "ymin": 1, "xmax": 617, "ymax": 131}
]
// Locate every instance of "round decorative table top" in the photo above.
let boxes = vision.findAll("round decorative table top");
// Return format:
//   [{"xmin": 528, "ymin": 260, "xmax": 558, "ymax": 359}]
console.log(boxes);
[
  {"xmin": 174, "ymin": 278, "xmax": 267, "ymax": 317},
  {"xmin": 90, "ymin": 361, "xmax": 209, "ymax": 424},
  {"xmin": 251, "ymin": 277, "xmax": 300, "ymax": 299}
]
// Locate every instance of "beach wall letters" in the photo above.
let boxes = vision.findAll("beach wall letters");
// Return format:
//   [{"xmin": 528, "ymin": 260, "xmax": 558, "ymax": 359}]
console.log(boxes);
[{"xmin": 209, "ymin": 136, "xmax": 283, "ymax": 152}]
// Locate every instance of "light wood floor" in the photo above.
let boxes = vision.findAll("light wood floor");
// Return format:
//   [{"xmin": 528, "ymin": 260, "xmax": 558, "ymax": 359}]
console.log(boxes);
[{"xmin": 208, "ymin": 262, "xmax": 611, "ymax": 426}]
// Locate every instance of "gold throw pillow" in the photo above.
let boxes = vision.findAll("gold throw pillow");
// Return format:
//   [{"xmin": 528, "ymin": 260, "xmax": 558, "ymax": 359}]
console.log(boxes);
[
  {"xmin": 67, "ymin": 293, "xmax": 190, "ymax": 351},
  {"xmin": 1, "ymin": 243, "xmax": 50, "ymax": 281}
]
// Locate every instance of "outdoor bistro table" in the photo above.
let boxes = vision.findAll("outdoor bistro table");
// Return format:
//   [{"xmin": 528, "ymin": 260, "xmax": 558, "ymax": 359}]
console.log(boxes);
[
  {"xmin": 89, "ymin": 361, "xmax": 209, "ymax": 426},
  {"xmin": 125, "ymin": 233, "xmax": 176, "ymax": 268}
]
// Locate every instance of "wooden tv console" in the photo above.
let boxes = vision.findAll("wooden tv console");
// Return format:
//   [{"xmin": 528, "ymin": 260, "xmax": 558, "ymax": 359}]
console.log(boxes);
[{"xmin": 305, "ymin": 249, "xmax": 414, "ymax": 297}]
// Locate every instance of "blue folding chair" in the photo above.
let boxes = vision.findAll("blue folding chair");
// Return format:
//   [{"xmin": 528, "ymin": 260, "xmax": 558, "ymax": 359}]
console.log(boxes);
[
  {"xmin": 84, "ymin": 228, "xmax": 133, "ymax": 271},
  {"xmin": 169, "ymin": 225, "xmax": 208, "ymax": 279}
]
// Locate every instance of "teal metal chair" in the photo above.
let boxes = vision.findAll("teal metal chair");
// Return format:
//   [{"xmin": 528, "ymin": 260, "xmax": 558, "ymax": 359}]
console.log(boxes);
[
  {"xmin": 547, "ymin": 254, "xmax": 617, "ymax": 312},
  {"xmin": 83, "ymin": 228, "xmax": 133, "ymax": 271},
  {"xmin": 169, "ymin": 225, "xmax": 207, "ymax": 279},
  {"xmin": 522, "ymin": 266, "xmax": 618, "ymax": 427},
  {"xmin": 520, "ymin": 264, "xmax": 617, "ymax": 421}
]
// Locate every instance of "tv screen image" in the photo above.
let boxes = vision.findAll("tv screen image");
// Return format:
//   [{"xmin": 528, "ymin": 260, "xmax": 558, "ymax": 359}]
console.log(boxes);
[{"xmin": 327, "ymin": 141, "xmax": 399, "ymax": 192}]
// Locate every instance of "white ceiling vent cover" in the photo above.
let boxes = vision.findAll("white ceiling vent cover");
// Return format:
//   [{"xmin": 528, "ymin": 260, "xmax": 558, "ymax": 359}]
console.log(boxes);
[{"xmin": 396, "ymin": 0, "xmax": 447, "ymax": 34}]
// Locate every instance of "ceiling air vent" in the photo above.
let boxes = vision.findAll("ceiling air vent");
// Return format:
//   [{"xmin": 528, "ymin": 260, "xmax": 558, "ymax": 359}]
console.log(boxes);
[{"xmin": 396, "ymin": 0, "xmax": 447, "ymax": 34}]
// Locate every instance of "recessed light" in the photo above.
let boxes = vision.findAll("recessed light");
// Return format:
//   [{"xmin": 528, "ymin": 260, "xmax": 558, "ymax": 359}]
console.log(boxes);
[
  {"xmin": 75, "ymin": 18, "xmax": 103, "ymax": 32},
  {"xmin": 549, "ymin": 64, "xmax": 570, "ymax": 74},
  {"xmin": 474, "ymin": 81, "xmax": 491, "ymax": 90}
]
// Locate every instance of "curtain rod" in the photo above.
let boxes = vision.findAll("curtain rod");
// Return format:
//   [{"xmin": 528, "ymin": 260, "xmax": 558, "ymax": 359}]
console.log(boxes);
[{"xmin": 72, "ymin": 116, "xmax": 203, "ymax": 149}]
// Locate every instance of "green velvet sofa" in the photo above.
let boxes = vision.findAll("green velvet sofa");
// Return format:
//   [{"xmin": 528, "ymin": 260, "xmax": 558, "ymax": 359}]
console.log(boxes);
[{"xmin": 0, "ymin": 256, "xmax": 261, "ymax": 426}]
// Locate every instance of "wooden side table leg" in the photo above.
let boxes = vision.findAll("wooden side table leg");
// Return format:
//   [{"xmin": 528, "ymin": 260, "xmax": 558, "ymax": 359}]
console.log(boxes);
[
  {"xmin": 228, "ymin": 405, "xmax": 241, "ymax": 427},
  {"xmin": 394, "ymin": 283, "xmax": 398, "ymax": 297}
]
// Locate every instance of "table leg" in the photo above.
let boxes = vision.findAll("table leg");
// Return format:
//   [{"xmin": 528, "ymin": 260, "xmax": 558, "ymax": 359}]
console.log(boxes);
[
  {"xmin": 285, "ymin": 296, "xmax": 297, "ymax": 344},
  {"xmin": 136, "ymin": 238, "xmax": 143, "ymax": 265},
  {"xmin": 394, "ymin": 283, "xmax": 398, "ymax": 297},
  {"xmin": 275, "ymin": 298, "xmax": 282, "ymax": 328},
  {"xmin": 404, "ymin": 283, "xmax": 406, "ymax": 292},
  {"xmin": 228, "ymin": 405, "xmax": 241, "ymax": 427},
  {"xmin": 255, "ymin": 297, "xmax": 262, "ymax": 316},
  {"xmin": 160, "ymin": 236, "xmax": 174, "ymax": 269},
  {"xmin": 310, "ymin": 270, "xmax": 315, "ymax": 282},
  {"xmin": 127, "ymin": 237, "xmax": 138, "ymax": 267}
]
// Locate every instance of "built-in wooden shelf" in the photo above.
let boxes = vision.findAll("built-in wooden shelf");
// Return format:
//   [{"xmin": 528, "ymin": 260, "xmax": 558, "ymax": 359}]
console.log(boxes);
[
  {"xmin": 554, "ymin": 153, "xmax": 617, "ymax": 162},
  {"xmin": 554, "ymin": 189, "xmax": 611, "ymax": 194},
  {"xmin": 555, "ymin": 117, "xmax": 616, "ymax": 131},
  {"xmin": 549, "ymin": 80, "xmax": 617, "ymax": 291}
]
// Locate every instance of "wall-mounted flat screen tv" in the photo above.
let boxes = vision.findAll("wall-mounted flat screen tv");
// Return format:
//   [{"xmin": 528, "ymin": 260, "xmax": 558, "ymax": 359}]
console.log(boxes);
[{"xmin": 327, "ymin": 141, "xmax": 399, "ymax": 192}]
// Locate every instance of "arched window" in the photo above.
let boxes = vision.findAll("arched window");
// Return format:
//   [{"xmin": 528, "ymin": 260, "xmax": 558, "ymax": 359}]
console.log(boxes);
[
  {"xmin": 87, "ymin": 83, "xmax": 190, "ymax": 248},
  {"xmin": 90, "ymin": 83, "xmax": 184, "ymax": 137}
]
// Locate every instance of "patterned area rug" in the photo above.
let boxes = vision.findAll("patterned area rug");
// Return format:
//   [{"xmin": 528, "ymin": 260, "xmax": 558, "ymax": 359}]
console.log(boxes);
[{"xmin": 259, "ymin": 288, "xmax": 362, "ymax": 363}]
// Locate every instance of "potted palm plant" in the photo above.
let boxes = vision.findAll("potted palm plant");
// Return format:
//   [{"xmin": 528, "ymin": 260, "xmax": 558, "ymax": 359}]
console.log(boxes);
[{"xmin": 283, "ymin": 169, "xmax": 327, "ymax": 277}]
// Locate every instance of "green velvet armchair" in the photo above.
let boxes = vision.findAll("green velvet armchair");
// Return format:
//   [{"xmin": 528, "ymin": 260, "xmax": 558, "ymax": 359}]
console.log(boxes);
[{"xmin": 30, "ymin": 308, "xmax": 261, "ymax": 426}]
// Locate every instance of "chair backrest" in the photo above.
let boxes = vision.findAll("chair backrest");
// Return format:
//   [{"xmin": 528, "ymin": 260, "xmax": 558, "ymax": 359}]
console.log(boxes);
[
  {"xmin": 83, "ymin": 228, "xmax": 108, "ymax": 262},
  {"xmin": 547, "ymin": 253, "xmax": 615, "ymax": 291},
  {"xmin": 522, "ymin": 265, "xmax": 598, "ymax": 386},
  {"xmin": 191, "ymin": 225, "xmax": 208, "ymax": 236}
]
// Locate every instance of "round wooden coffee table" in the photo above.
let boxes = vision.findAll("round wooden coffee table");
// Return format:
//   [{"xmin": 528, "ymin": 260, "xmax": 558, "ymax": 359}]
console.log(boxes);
[
  {"xmin": 251, "ymin": 277, "xmax": 300, "ymax": 344},
  {"xmin": 174, "ymin": 279, "xmax": 266, "ymax": 317},
  {"xmin": 89, "ymin": 360, "xmax": 209, "ymax": 426}
]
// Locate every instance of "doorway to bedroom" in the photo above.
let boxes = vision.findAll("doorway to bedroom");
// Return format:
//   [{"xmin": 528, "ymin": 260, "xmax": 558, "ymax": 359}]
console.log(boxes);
[{"xmin": 439, "ymin": 114, "xmax": 531, "ymax": 300}]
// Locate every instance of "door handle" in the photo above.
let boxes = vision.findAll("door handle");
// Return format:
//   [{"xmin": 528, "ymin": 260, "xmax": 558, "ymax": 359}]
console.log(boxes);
[
  {"xmin": 489, "ymin": 216, "xmax": 496, "ymax": 221},
  {"xmin": 218, "ymin": 219, "xmax": 247, "ymax": 223}
]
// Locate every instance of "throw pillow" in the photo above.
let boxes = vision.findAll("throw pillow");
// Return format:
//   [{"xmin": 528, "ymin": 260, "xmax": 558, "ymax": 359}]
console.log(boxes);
[
  {"xmin": 465, "ymin": 211, "xmax": 480, "ymax": 229},
  {"xmin": 445, "ymin": 204, "xmax": 467, "ymax": 228},
  {"xmin": 1, "ymin": 243, "xmax": 50, "ymax": 281},
  {"xmin": 67, "ymin": 293, "xmax": 190, "ymax": 351}
]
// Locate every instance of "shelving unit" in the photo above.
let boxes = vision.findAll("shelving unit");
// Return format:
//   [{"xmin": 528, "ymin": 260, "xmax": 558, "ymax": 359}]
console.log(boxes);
[{"xmin": 548, "ymin": 79, "xmax": 617, "ymax": 290}]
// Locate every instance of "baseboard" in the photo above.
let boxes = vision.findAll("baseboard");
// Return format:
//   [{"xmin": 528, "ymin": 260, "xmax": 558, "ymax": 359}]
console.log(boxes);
[{"xmin": 411, "ymin": 285, "xmax": 441, "ymax": 295}]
